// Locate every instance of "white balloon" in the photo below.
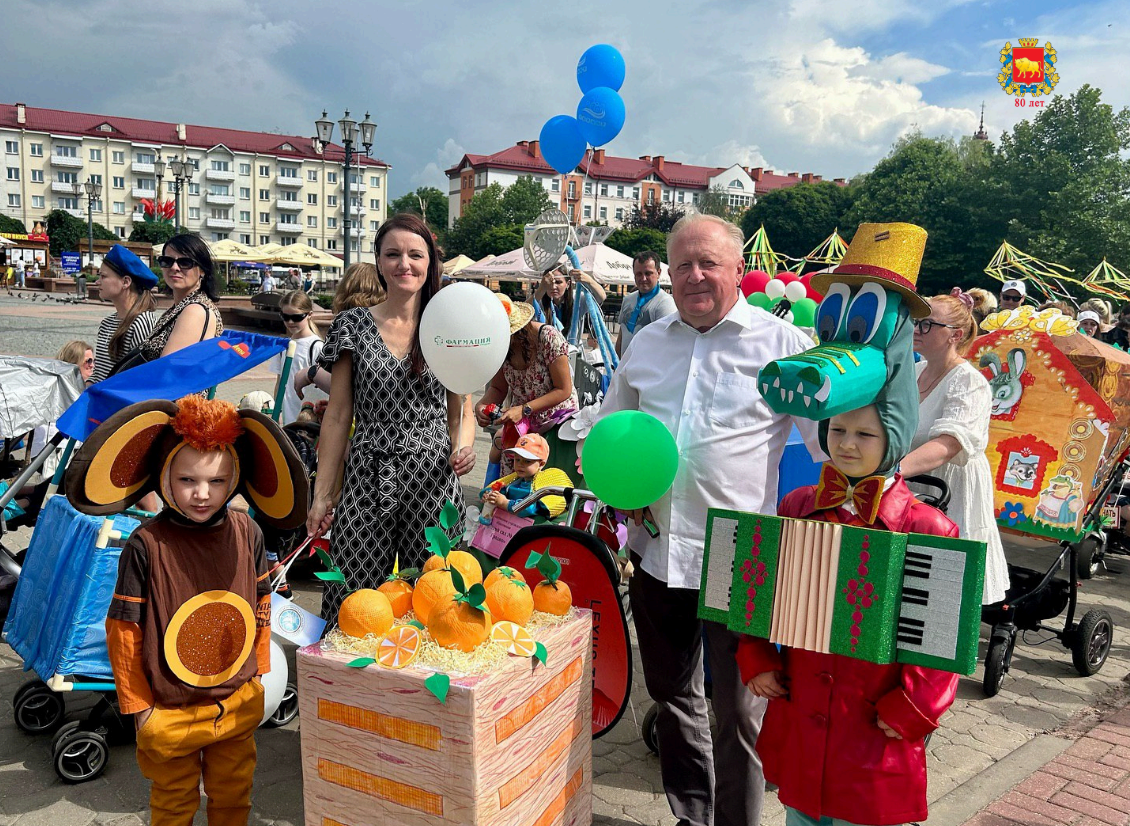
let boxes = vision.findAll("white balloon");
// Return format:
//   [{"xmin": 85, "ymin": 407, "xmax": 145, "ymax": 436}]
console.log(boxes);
[
  {"xmin": 260, "ymin": 638, "xmax": 288, "ymax": 726},
  {"xmin": 419, "ymin": 283, "xmax": 512, "ymax": 394},
  {"xmin": 764, "ymin": 279, "xmax": 787, "ymax": 300},
  {"xmin": 784, "ymin": 281, "xmax": 808, "ymax": 303}
]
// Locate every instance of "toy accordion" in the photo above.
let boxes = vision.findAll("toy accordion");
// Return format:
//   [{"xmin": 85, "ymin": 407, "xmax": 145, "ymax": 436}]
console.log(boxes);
[{"xmin": 698, "ymin": 510, "xmax": 986, "ymax": 674}]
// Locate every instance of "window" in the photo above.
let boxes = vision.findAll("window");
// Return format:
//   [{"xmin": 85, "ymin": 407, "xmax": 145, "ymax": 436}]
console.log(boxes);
[
  {"xmin": 662, "ymin": 189, "xmax": 671, "ymax": 202},
  {"xmin": 6, "ymin": 167, "xmax": 18, "ymax": 181},
  {"xmin": 279, "ymin": 214, "xmax": 297, "ymax": 225},
  {"xmin": 113, "ymin": 176, "xmax": 124, "ymax": 188},
  {"xmin": 615, "ymin": 208, "xmax": 624, "ymax": 221},
  {"xmin": 616, "ymin": 185, "xmax": 624, "ymax": 198},
  {"xmin": 211, "ymin": 233, "xmax": 225, "ymax": 242},
  {"xmin": 326, "ymin": 239, "xmax": 338, "ymax": 250},
  {"xmin": 259, "ymin": 235, "xmax": 271, "ymax": 245},
  {"xmin": 599, "ymin": 184, "xmax": 608, "ymax": 196},
  {"xmin": 210, "ymin": 160, "xmax": 230, "ymax": 171},
  {"xmin": 327, "ymin": 171, "xmax": 338, "ymax": 184},
  {"xmin": 90, "ymin": 148, "xmax": 102, "ymax": 162},
  {"xmin": 112, "ymin": 150, "xmax": 124, "ymax": 163},
  {"xmin": 7, "ymin": 194, "xmax": 19, "ymax": 207},
  {"xmin": 259, "ymin": 189, "xmax": 270, "ymax": 200},
  {"xmin": 370, "ymin": 176, "xmax": 381, "ymax": 187},
  {"xmin": 348, "ymin": 172, "xmax": 362, "ymax": 186},
  {"xmin": 307, "ymin": 216, "xmax": 318, "ymax": 228},
  {"xmin": 239, "ymin": 234, "xmax": 251, "ymax": 244},
  {"xmin": 31, "ymin": 169, "xmax": 43, "ymax": 183},
  {"xmin": 113, "ymin": 201, "xmax": 125, "ymax": 214},
  {"xmin": 239, "ymin": 211, "xmax": 250, "ymax": 223},
  {"xmin": 599, "ymin": 206, "xmax": 607, "ymax": 219},
  {"xmin": 633, "ymin": 186, "xmax": 640, "ymax": 199},
  {"xmin": 30, "ymin": 143, "xmax": 43, "ymax": 157},
  {"xmin": 677, "ymin": 191, "xmax": 684, "ymax": 203},
  {"xmin": 729, "ymin": 179, "xmax": 744, "ymax": 189},
  {"xmin": 279, "ymin": 166, "xmax": 297, "ymax": 178},
  {"xmin": 57, "ymin": 197, "xmax": 78, "ymax": 210},
  {"xmin": 209, "ymin": 184, "xmax": 230, "ymax": 196},
  {"xmin": 115, "ymin": 226, "xmax": 126, "ymax": 238},
  {"xmin": 584, "ymin": 182, "xmax": 592, "ymax": 195},
  {"xmin": 239, "ymin": 163, "xmax": 251, "ymax": 175},
  {"xmin": 210, "ymin": 208, "xmax": 230, "ymax": 220},
  {"xmin": 135, "ymin": 178, "xmax": 155, "ymax": 191},
  {"xmin": 259, "ymin": 212, "xmax": 270, "ymax": 222},
  {"xmin": 370, "ymin": 220, "xmax": 380, "ymax": 231},
  {"xmin": 240, "ymin": 187, "xmax": 250, "ymax": 200},
  {"xmin": 693, "ymin": 193, "xmax": 700, "ymax": 205},
  {"xmin": 327, "ymin": 195, "xmax": 338, "ymax": 207},
  {"xmin": 56, "ymin": 145, "xmax": 78, "ymax": 158},
  {"xmin": 135, "ymin": 151, "xmax": 154, "ymax": 164},
  {"xmin": 583, "ymin": 205, "xmax": 592, "ymax": 219},
  {"xmin": 369, "ymin": 198, "xmax": 380, "ymax": 209},
  {"xmin": 307, "ymin": 193, "xmax": 318, "ymax": 205},
  {"xmin": 308, "ymin": 238, "xmax": 317, "ymax": 248},
  {"xmin": 280, "ymin": 191, "xmax": 298, "ymax": 202},
  {"xmin": 4, "ymin": 140, "xmax": 17, "ymax": 154},
  {"xmin": 32, "ymin": 195, "xmax": 44, "ymax": 209},
  {"xmin": 188, "ymin": 207, "xmax": 200, "ymax": 220},
  {"xmin": 58, "ymin": 171, "xmax": 79, "ymax": 184},
  {"xmin": 90, "ymin": 174, "xmax": 102, "ymax": 186},
  {"xmin": 326, "ymin": 217, "xmax": 337, "ymax": 229},
  {"xmin": 259, "ymin": 164, "xmax": 270, "ymax": 176},
  {"xmin": 191, "ymin": 159, "xmax": 200, "ymax": 170},
  {"xmin": 307, "ymin": 169, "xmax": 318, "ymax": 182},
  {"xmin": 551, "ymin": 178, "xmax": 560, "ymax": 192},
  {"xmin": 568, "ymin": 181, "xmax": 576, "ymax": 197},
  {"xmin": 91, "ymin": 199, "xmax": 103, "ymax": 212}
]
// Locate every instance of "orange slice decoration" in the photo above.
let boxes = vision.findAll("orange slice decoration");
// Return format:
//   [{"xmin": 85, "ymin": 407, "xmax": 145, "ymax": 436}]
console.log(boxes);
[
  {"xmin": 377, "ymin": 625, "xmax": 422, "ymax": 669},
  {"xmin": 490, "ymin": 621, "xmax": 537, "ymax": 657}
]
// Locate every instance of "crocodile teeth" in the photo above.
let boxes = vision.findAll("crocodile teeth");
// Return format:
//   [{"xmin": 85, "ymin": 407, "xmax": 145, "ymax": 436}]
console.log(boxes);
[
  {"xmin": 814, "ymin": 375, "xmax": 832, "ymax": 403},
  {"xmin": 773, "ymin": 377, "xmax": 781, "ymax": 389},
  {"xmin": 804, "ymin": 396, "xmax": 812, "ymax": 408}
]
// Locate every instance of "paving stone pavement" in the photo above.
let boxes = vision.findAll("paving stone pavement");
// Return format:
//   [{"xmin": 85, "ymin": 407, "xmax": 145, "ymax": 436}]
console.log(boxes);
[{"xmin": 3, "ymin": 294, "xmax": 1130, "ymax": 825}]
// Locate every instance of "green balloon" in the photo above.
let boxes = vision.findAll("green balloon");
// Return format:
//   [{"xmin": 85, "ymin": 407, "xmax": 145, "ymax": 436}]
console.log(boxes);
[
  {"xmin": 747, "ymin": 292, "xmax": 771, "ymax": 310},
  {"xmin": 791, "ymin": 297, "xmax": 818, "ymax": 327},
  {"xmin": 581, "ymin": 411, "xmax": 678, "ymax": 510}
]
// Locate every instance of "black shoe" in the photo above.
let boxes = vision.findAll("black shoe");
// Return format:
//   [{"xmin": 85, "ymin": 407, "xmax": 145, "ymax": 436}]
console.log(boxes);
[{"xmin": 275, "ymin": 582, "xmax": 293, "ymax": 599}]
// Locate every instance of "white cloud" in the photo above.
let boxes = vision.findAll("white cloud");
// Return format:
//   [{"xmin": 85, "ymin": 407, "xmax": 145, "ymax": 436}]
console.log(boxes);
[{"xmin": 411, "ymin": 138, "xmax": 467, "ymax": 190}]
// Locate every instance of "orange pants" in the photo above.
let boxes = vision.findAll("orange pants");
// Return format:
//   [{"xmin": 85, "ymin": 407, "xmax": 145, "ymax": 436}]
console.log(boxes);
[{"xmin": 135, "ymin": 679, "xmax": 264, "ymax": 826}]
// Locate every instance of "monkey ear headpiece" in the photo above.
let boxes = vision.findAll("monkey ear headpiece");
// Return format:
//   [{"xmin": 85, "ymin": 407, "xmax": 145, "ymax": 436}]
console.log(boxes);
[{"xmin": 66, "ymin": 395, "xmax": 308, "ymax": 528}]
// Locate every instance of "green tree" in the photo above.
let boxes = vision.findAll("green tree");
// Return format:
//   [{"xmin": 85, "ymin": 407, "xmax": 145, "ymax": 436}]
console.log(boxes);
[
  {"xmin": 741, "ymin": 181, "xmax": 856, "ymax": 261},
  {"xmin": 698, "ymin": 185, "xmax": 748, "ymax": 223},
  {"xmin": 445, "ymin": 176, "xmax": 554, "ymax": 259},
  {"xmin": 389, "ymin": 186, "xmax": 448, "ymax": 229},
  {"xmin": 499, "ymin": 175, "xmax": 553, "ymax": 224},
  {"xmin": 0, "ymin": 215, "xmax": 27, "ymax": 234},
  {"xmin": 478, "ymin": 223, "xmax": 526, "ymax": 257},
  {"xmin": 128, "ymin": 221, "xmax": 183, "ymax": 246},
  {"xmin": 45, "ymin": 209, "xmax": 117, "ymax": 256},
  {"xmin": 605, "ymin": 228, "xmax": 669, "ymax": 262},
  {"xmin": 624, "ymin": 203, "xmax": 685, "ymax": 232}
]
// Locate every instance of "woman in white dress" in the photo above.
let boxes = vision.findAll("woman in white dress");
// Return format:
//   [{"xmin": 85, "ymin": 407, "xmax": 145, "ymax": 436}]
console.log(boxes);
[{"xmin": 902, "ymin": 289, "xmax": 1010, "ymax": 604}]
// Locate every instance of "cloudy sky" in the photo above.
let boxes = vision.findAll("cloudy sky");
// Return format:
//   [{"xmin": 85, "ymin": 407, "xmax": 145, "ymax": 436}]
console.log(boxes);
[{"xmin": 3, "ymin": 0, "xmax": 1125, "ymax": 199}]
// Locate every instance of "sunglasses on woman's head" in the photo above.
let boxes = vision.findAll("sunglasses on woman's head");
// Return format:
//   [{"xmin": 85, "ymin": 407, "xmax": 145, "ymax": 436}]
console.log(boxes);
[
  {"xmin": 157, "ymin": 256, "xmax": 198, "ymax": 270},
  {"xmin": 279, "ymin": 311, "xmax": 309, "ymax": 322}
]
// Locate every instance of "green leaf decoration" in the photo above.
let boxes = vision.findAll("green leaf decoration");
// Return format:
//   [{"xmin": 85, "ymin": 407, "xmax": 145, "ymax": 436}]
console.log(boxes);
[
  {"xmin": 533, "ymin": 642, "xmax": 548, "ymax": 668},
  {"xmin": 449, "ymin": 565, "xmax": 467, "ymax": 595},
  {"xmin": 396, "ymin": 567, "xmax": 421, "ymax": 581},
  {"xmin": 439, "ymin": 499, "xmax": 460, "ymax": 531},
  {"xmin": 425, "ymin": 526, "xmax": 452, "ymax": 559},
  {"xmin": 462, "ymin": 583, "xmax": 486, "ymax": 610},
  {"xmin": 533, "ymin": 544, "xmax": 561, "ymax": 584},
  {"xmin": 316, "ymin": 547, "xmax": 334, "ymax": 569},
  {"xmin": 315, "ymin": 570, "xmax": 346, "ymax": 583},
  {"xmin": 425, "ymin": 672, "xmax": 450, "ymax": 704},
  {"xmin": 347, "ymin": 657, "xmax": 376, "ymax": 669},
  {"xmin": 525, "ymin": 550, "xmax": 543, "ymax": 570},
  {"xmin": 407, "ymin": 619, "xmax": 426, "ymax": 631}
]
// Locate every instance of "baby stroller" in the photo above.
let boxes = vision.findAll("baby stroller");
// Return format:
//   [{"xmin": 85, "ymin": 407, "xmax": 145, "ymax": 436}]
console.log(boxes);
[
  {"xmin": 2, "ymin": 332, "xmax": 299, "ymax": 782},
  {"xmin": 1074, "ymin": 457, "xmax": 1130, "ymax": 578}
]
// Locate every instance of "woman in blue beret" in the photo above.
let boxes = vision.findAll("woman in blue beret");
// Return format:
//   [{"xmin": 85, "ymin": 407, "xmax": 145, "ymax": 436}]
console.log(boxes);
[{"xmin": 90, "ymin": 245, "xmax": 158, "ymax": 383}]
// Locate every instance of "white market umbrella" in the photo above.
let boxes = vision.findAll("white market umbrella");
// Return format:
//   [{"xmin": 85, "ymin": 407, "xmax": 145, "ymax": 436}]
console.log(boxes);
[
  {"xmin": 566, "ymin": 244, "xmax": 670, "ymax": 286},
  {"xmin": 460, "ymin": 247, "xmax": 540, "ymax": 281}
]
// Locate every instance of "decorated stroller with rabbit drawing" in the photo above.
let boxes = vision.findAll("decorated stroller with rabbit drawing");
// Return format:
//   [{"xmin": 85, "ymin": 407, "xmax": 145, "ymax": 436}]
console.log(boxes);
[{"xmin": 972, "ymin": 308, "xmax": 1130, "ymax": 695}]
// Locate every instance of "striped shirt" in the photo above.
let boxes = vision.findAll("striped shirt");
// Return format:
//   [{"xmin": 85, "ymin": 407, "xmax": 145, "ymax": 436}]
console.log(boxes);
[{"xmin": 91, "ymin": 311, "xmax": 157, "ymax": 383}]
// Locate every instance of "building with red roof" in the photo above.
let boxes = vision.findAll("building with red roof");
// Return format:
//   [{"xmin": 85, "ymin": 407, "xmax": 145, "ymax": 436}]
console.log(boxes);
[
  {"xmin": 445, "ymin": 140, "xmax": 845, "ymax": 228},
  {"xmin": 1, "ymin": 102, "xmax": 389, "ymax": 260}
]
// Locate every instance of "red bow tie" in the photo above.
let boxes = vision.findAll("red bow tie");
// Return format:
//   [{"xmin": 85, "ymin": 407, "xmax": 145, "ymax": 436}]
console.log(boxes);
[{"xmin": 813, "ymin": 463, "xmax": 886, "ymax": 525}]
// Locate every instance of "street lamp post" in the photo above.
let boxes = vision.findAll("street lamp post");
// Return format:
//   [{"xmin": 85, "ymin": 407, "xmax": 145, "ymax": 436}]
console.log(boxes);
[
  {"xmin": 315, "ymin": 109, "xmax": 376, "ymax": 269},
  {"xmin": 167, "ymin": 155, "xmax": 193, "ymax": 229},
  {"xmin": 71, "ymin": 177, "xmax": 102, "ymax": 299}
]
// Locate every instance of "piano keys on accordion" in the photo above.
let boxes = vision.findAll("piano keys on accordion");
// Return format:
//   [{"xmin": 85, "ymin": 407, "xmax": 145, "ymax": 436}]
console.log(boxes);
[{"xmin": 698, "ymin": 510, "xmax": 986, "ymax": 674}]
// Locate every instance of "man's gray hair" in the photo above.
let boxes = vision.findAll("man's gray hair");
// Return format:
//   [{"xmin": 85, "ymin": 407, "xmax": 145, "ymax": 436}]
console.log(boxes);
[{"xmin": 667, "ymin": 213, "xmax": 745, "ymax": 263}]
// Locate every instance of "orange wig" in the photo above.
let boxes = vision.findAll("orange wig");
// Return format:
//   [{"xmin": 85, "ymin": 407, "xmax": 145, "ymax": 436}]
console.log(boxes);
[{"xmin": 171, "ymin": 395, "xmax": 245, "ymax": 452}]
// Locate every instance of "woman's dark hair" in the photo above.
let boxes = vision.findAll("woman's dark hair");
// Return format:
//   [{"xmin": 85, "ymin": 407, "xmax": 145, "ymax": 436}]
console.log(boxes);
[
  {"xmin": 102, "ymin": 256, "xmax": 157, "ymax": 360},
  {"xmin": 373, "ymin": 213, "xmax": 442, "ymax": 377},
  {"xmin": 507, "ymin": 324, "xmax": 538, "ymax": 368},
  {"xmin": 163, "ymin": 233, "xmax": 217, "ymax": 301},
  {"xmin": 540, "ymin": 266, "xmax": 573, "ymax": 335}
]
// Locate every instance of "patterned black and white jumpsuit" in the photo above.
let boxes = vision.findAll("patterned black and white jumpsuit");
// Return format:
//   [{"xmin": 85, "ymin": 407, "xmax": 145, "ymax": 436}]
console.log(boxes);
[{"xmin": 317, "ymin": 307, "xmax": 465, "ymax": 621}]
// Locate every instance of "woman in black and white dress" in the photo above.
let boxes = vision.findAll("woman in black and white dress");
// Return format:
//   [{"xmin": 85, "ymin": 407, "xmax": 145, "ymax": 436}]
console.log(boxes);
[{"xmin": 90, "ymin": 245, "xmax": 157, "ymax": 383}]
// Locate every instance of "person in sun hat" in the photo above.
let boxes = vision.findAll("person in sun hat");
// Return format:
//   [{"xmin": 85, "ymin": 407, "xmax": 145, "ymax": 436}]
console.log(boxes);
[
  {"xmin": 474, "ymin": 292, "xmax": 578, "ymax": 485},
  {"xmin": 999, "ymin": 278, "xmax": 1027, "ymax": 310}
]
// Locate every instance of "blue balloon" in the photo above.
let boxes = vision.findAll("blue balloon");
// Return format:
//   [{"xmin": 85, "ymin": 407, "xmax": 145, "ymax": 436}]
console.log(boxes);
[
  {"xmin": 576, "ymin": 87, "xmax": 626, "ymax": 147},
  {"xmin": 577, "ymin": 44, "xmax": 626, "ymax": 93},
  {"xmin": 539, "ymin": 115, "xmax": 587, "ymax": 174}
]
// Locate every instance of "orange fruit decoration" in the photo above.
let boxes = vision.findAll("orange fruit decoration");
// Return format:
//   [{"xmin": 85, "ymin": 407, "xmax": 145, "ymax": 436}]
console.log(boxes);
[
  {"xmin": 533, "ymin": 581, "xmax": 572, "ymax": 616},
  {"xmin": 427, "ymin": 599, "xmax": 491, "ymax": 653},
  {"xmin": 484, "ymin": 565, "xmax": 526, "ymax": 589},
  {"xmin": 338, "ymin": 589, "xmax": 394, "ymax": 639},
  {"xmin": 412, "ymin": 569, "xmax": 457, "ymax": 625},
  {"xmin": 485, "ymin": 575, "xmax": 534, "ymax": 625},
  {"xmin": 377, "ymin": 625, "xmax": 421, "ymax": 668},
  {"xmin": 422, "ymin": 550, "xmax": 483, "ymax": 586},
  {"xmin": 491, "ymin": 620, "xmax": 537, "ymax": 657},
  {"xmin": 377, "ymin": 578, "xmax": 414, "ymax": 618}
]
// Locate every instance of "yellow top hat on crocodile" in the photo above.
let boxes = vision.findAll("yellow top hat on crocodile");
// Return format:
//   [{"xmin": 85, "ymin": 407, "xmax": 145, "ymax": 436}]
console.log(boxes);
[{"xmin": 811, "ymin": 222, "xmax": 931, "ymax": 319}]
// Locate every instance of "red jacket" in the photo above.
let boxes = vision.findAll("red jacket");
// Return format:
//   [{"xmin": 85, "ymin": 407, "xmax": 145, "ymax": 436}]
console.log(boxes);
[{"xmin": 736, "ymin": 476, "xmax": 960, "ymax": 825}]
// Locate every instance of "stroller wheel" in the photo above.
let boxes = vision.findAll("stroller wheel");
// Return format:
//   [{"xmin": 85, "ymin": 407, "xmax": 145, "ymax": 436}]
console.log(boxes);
[
  {"xmin": 982, "ymin": 634, "xmax": 1011, "ymax": 697},
  {"xmin": 14, "ymin": 681, "xmax": 65, "ymax": 734},
  {"xmin": 1071, "ymin": 609, "xmax": 1114, "ymax": 677},
  {"xmin": 264, "ymin": 683, "xmax": 300, "ymax": 728},
  {"xmin": 52, "ymin": 723, "xmax": 109, "ymax": 783},
  {"xmin": 1074, "ymin": 535, "xmax": 1103, "ymax": 580},
  {"xmin": 642, "ymin": 704, "xmax": 660, "ymax": 755}
]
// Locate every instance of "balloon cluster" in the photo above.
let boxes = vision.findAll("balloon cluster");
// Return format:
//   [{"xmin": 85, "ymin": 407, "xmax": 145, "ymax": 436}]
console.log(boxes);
[
  {"xmin": 740, "ymin": 270, "xmax": 823, "ymax": 328},
  {"xmin": 539, "ymin": 45, "xmax": 628, "ymax": 175}
]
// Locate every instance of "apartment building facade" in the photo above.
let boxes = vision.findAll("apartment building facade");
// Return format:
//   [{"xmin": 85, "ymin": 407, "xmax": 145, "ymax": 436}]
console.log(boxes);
[
  {"xmin": 0, "ymin": 103, "xmax": 389, "ymax": 259},
  {"xmin": 446, "ymin": 140, "xmax": 845, "ymax": 228}
]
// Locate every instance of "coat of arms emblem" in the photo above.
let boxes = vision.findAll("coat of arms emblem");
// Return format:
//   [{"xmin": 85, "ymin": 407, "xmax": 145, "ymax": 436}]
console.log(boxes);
[{"xmin": 998, "ymin": 39, "xmax": 1059, "ymax": 98}]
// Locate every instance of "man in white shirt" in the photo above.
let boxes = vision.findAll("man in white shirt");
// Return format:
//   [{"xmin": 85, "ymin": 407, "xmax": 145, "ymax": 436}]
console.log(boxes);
[
  {"xmin": 616, "ymin": 250, "xmax": 677, "ymax": 356},
  {"xmin": 261, "ymin": 271, "xmax": 275, "ymax": 293},
  {"xmin": 598, "ymin": 214, "xmax": 821, "ymax": 826}
]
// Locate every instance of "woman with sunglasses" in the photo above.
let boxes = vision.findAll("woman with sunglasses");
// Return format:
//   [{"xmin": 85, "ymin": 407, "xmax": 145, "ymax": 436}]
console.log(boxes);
[
  {"xmin": 137, "ymin": 234, "xmax": 222, "ymax": 361},
  {"xmin": 270, "ymin": 290, "xmax": 325, "ymax": 424},
  {"xmin": 902, "ymin": 289, "xmax": 1009, "ymax": 604}
]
